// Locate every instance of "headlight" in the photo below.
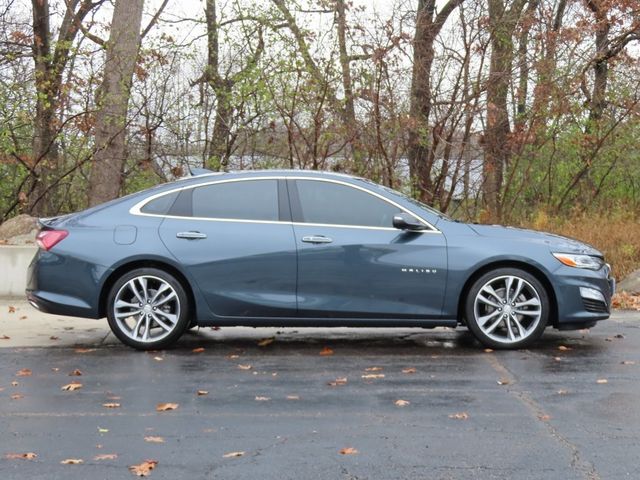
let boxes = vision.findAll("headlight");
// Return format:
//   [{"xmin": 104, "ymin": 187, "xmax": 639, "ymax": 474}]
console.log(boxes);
[{"xmin": 552, "ymin": 253, "xmax": 604, "ymax": 270}]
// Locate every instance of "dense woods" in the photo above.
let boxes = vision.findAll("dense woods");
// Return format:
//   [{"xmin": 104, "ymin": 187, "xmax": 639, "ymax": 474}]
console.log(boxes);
[{"xmin": 0, "ymin": 0, "xmax": 639, "ymax": 224}]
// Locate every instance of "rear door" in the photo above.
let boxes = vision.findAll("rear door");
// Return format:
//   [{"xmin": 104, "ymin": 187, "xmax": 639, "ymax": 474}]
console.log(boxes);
[
  {"xmin": 158, "ymin": 178, "xmax": 297, "ymax": 318},
  {"xmin": 289, "ymin": 179, "xmax": 448, "ymax": 319}
]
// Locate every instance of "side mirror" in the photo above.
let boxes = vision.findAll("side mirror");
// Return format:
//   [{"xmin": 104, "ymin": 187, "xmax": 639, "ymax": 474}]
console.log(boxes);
[{"xmin": 392, "ymin": 212, "xmax": 427, "ymax": 231}]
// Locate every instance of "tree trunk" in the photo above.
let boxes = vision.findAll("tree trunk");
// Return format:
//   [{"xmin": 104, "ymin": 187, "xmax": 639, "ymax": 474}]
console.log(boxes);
[
  {"xmin": 483, "ymin": 0, "xmax": 528, "ymax": 221},
  {"xmin": 88, "ymin": 0, "xmax": 144, "ymax": 206}
]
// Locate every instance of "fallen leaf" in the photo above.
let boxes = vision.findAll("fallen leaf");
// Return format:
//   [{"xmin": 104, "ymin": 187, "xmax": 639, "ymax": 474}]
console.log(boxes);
[
  {"xmin": 102, "ymin": 403, "xmax": 121, "ymax": 408},
  {"xmin": 484, "ymin": 348, "xmax": 493, "ymax": 353},
  {"xmin": 557, "ymin": 389, "xmax": 569, "ymax": 395},
  {"xmin": 16, "ymin": 368, "xmax": 32, "ymax": 377},
  {"xmin": 19, "ymin": 315, "xmax": 27, "ymax": 320},
  {"xmin": 286, "ymin": 395, "xmax": 300, "ymax": 400},
  {"xmin": 8, "ymin": 306, "xmax": 16, "ymax": 313},
  {"xmin": 156, "ymin": 403, "xmax": 179, "ymax": 412},
  {"xmin": 129, "ymin": 460, "xmax": 158, "ymax": 476},
  {"xmin": 98, "ymin": 427, "xmax": 109, "ymax": 433},
  {"xmin": 61, "ymin": 382, "xmax": 83, "ymax": 391},
  {"xmin": 615, "ymin": 334, "xmax": 625, "ymax": 339},
  {"xmin": 394, "ymin": 399, "xmax": 410, "ymax": 407},
  {"xmin": 621, "ymin": 360, "xmax": 636, "ymax": 365},
  {"xmin": 402, "ymin": 367, "xmax": 416, "ymax": 374},
  {"xmin": 69, "ymin": 369, "xmax": 82, "ymax": 376},
  {"xmin": 50, "ymin": 336, "xmax": 59, "ymax": 340},
  {"xmin": 255, "ymin": 396, "xmax": 270, "ymax": 401},
  {"xmin": 74, "ymin": 348, "xmax": 95, "ymax": 354},
  {"xmin": 0, "ymin": 335, "xmax": 10, "ymax": 340},
  {"xmin": 153, "ymin": 357, "xmax": 163, "ymax": 362},
  {"xmin": 596, "ymin": 378, "xmax": 608, "ymax": 384},
  {"xmin": 339, "ymin": 447, "xmax": 358, "ymax": 455},
  {"xmin": 11, "ymin": 381, "xmax": 18, "ymax": 387},
  {"xmin": 361, "ymin": 374, "xmax": 385, "ymax": 379},
  {"xmin": 10, "ymin": 394, "xmax": 24, "ymax": 400},
  {"xmin": 60, "ymin": 458, "xmax": 83, "ymax": 465},
  {"xmin": 192, "ymin": 347, "xmax": 205, "ymax": 353},
  {"xmin": 51, "ymin": 367, "xmax": 60, "ymax": 372},
  {"xmin": 223, "ymin": 451, "xmax": 245, "ymax": 458},
  {"xmin": 448, "ymin": 412, "xmax": 469, "ymax": 420},
  {"xmin": 319, "ymin": 346, "xmax": 334, "ymax": 356},
  {"xmin": 257, "ymin": 338, "xmax": 274, "ymax": 347},
  {"xmin": 497, "ymin": 378, "xmax": 510, "ymax": 385},
  {"xmin": 558, "ymin": 345, "xmax": 571, "ymax": 351},
  {"xmin": 237, "ymin": 364, "xmax": 252, "ymax": 370},
  {"xmin": 553, "ymin": 357, "xmax": 562, "ymax": 361},
  {"xmin": 5, "ymin": 452, "xmax": 37, "ymax": 460},
  {"xmin": 327, "ymin": 377, "xmax": 347, "ymax": 386},
  {"xmin": 94, "ymin": 454, "xmax": 117, "ymax": 460},
  {"xmin": 227, "ymin": 354, "xmax": 240, "ymax": 359},
  {"xmin": 365, "ymin": 367, "xmax": 382, "ymax": 372},
  {"xmin": 144, "ymin": 436, "xmax": 164, "ymax": 444},
  {"xmin": 538, "ymin": 414, "xmax": 551, "ymax": 421},
  {"xmin": 196, "ymin": 390, "xmax": 209, "ymax": 396}
]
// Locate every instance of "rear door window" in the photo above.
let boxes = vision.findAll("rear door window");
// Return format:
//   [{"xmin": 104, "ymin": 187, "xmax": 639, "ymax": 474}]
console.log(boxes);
[{"xmin": 190, "ymin": 179, "xmax": 279, "ymax": 221}]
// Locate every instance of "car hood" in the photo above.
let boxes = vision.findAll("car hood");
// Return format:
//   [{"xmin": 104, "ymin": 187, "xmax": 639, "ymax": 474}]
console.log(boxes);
[{"xmin": 467, "ymin": 224, "xmax": 602, "ymax": 256}]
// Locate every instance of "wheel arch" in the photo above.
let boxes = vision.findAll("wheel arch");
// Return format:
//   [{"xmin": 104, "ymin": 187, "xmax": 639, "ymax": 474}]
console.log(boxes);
[
  {"xmin": 99, "ymin": 259, "xmax": 197, "ymax": 320},
  {"xmin": 457, "ymin": 260, "xmax": 558, "ymax": 327}
]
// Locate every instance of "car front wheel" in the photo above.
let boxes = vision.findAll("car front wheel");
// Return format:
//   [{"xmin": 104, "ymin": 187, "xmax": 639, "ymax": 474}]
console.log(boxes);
[
  {"xmin": 464, "ymin": 268, "xmax": 549, "ymax": 349},
  {"xmin": 106, "ymin": 268, "xmax": 190, "ymax": 350}
]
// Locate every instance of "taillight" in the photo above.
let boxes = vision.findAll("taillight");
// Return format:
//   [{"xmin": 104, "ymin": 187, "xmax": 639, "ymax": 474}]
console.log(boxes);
[{"xmin": 36, "ymin": 230, "xmax": 68, "ymax": 251}]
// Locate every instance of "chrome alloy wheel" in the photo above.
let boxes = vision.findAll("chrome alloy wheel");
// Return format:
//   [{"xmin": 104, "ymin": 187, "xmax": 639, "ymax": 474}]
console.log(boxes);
[
  {"xmin": 473, "ymin": 275, "xmax": 542, "ymax": 345},
  {"xmin": 113, "ymin": 275, "xmax": 181, "ymax": 343}
]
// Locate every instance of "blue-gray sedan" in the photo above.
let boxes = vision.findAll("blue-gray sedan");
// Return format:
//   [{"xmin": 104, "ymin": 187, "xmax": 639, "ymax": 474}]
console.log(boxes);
[{"xmin": 26, "ymin": 170, "xmax": 615, "ymax": 350}]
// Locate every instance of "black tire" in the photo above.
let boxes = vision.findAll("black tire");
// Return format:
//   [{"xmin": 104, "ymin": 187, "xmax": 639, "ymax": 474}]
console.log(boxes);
[
  {"xmin": 106, "ymin": 268, "xmax": 190, "ymax": 350},
  {"xmin": 464, "ymin": 267, "xmax": 549, "ymax": 349}
]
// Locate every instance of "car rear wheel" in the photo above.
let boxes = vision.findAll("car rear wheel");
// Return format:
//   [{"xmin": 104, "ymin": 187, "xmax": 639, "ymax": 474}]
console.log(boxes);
[
  {"xmin": 464, "ymin": 268, "xmax": 549, "ymax": 349},
  {"xmin": 106, "ymin": 268, "xmax": 190, "ymax": 350}
]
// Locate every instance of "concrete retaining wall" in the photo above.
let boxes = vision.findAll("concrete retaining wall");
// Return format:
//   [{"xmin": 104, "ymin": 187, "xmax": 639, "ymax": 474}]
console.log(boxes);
[{"xmin": 0, "ymin": 246, "xmax": 37, "ymax": 297}]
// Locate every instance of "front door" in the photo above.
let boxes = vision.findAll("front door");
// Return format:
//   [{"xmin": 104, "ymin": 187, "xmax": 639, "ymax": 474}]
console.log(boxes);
[{"xmin": 289, "ymin": 179, "xmax": 447, "ymax": 318}]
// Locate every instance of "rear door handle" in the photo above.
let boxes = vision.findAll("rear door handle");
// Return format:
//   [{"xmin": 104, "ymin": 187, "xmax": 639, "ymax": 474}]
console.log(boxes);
[
  {"xmin": 176, "ymin": 231, "xmax": 207, "ymax": 240},
  {"xmin": 301, "ymin": 235, "xmax": 333, "ymax": 244}
]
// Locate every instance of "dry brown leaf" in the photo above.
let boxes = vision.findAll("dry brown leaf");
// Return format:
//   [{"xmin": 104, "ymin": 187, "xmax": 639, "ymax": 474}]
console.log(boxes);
[
  {"xmin": 257, "ymin": 337, "xmax": 274, "ymax": 347},
  {"xmin": 196, "ymin": 390, "xmax": 209, "ymax": 396},
  {"xmin": 255, "ymin": 396, "xmax": 270, "ymax": 401},
  {"xmin": 621, "ymin": 360, "xmax": 636, "ymax": 365},
  {"xmin": 596, "ymin": 378, "xmax": 608, "ymax": 384},
  {"xmin": 8, "ymin": 305, "xmax": 16, "ymax": 313},
  {"xmin": 448, "ymin": 412, "xmax": 469, "ymax": 420},
  {"xmin": 74, "ymin": 348, "xmax": 95, "ymax": 354},
  {"xmin": 402, "ymin": 367, "xmax": 417, "ymax": 374},
  {"xmin": 102, "ymin": 403, "xmax": 121, "ymax": 408},
  {"xmin": 49, "ymin": 336, "xmax": 59, "ymax": 340},
  {"xmin": 192, "ymin": 347, "xmax": 205, "ymax": 353},
  {"xmin": 0, "ymin": 335, "xmax": 10, "ymax": 340},
  {"xmin": 129, "ymin": 460, "xmax": 158, "ymax": 476},
  {"xmin": 94, "ymin": 453, "xmax": 117, "ymax": 460},
  {"xmin": 538, "ymin": 414, "xmax": 551, "ymax": 421},
  {"xmin": 19, "ymin": 315, "xmax": 27, "ymax": 320},
  {"xmin": 483, "ymin": 348, "xmax": 493, "ymax": 353},
  {"xmin": 339, "ymin": 447, "xmax": 358, "ymax": 455},
  {"xmin": 51, "ymin": 367, "xmax": 60, "ymax": 372},
  {"xmin": 144, "ymin": 436, "xmax": 165, "ymax": 444},
  {"xmin": 223, "ymin": 451, "xmax": 245, "ymax": 458},
  {"xmin": 497, "ymin": 378, "xmax": 510, "ymax": 385},
  {"xmin": 237, "ymin": 364, "xmax": 252, "ymax": 370},
  {"xmin": 60, "ymin": 458, "xmax": 83, "ymax": 465},
  {"xmin": 10, "ymin": 394, "xmax": 24, "ymax": 400},
  {"xmin": 327, "ymin": 377, "xmax": 347, "ymax": 386},
  {"xmin": 557, "ymin": 389, "xmax": 569, "ymax": 395},
  {"xmin": 558, "ymin": 345, "xmax": 571, "ymax": 351},
  {"xmin": 319, "ymin": 346, "xmax": 334, "ymax": 356},
  {"xmin": 153, "ymin": 356, "xmax": 163, "ymax": 361},
  {"xmin": 286, "ymin": 395, "xmax": 300, "ymax": 400},
  {"xmin": 10, "ymin": 381, "xmax": 18, "ymax": 386},
  {"xmin": 61, "ymin": 382, "xmax": 82, "ymax": 391},
  {"xmin": 156, "ymin": 402, "xmax": 178, "ymax": 412},
  {"xmin": 69, "ymin": 369, "xmax": 82, "ymax": 376},
  {"xmin": 361, "ymin": 374, "xmax": 385, "ymax": 379},
  {"xmin": 227, "ymin": 354, "xmax": 240, "ymax": 359},
  {"xmin": 6, "ymin": 452, "xmax": 37, "ymax": 460},
  {"xmin": 394, "ymin": 399, "xmax": 410, "ymax": 407},
  {"xmin": 364, "ymin": 367, "xmax": 382, "ymax": 372},
  {"xmin": 16, "ymin": 368, "xmax": 32, "ymax": 377},
  {"xmin": 553, "ymin": 357, "xmax": 562, "ymax": 361}
]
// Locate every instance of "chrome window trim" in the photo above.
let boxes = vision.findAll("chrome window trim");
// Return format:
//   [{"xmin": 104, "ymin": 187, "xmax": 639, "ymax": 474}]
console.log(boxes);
[{"xmin": 129, "ymin": 175, "xmax": 441, "ymax": 234}]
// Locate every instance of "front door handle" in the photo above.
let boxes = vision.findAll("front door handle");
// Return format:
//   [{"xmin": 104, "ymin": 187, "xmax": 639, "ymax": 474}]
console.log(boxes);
[
  {"xmin": 176, "ymin": 231, "xmax": 207, "ymax": 240},
  {"xmin": 301, "ymin": 235, "xmax": 333, "ymax": 244}
]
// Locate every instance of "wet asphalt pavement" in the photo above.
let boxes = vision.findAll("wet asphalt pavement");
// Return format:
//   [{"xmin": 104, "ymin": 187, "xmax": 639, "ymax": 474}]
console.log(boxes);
[{"xmin": 1, "ymin": 312, "xmax": 639, "ymax": 479}]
